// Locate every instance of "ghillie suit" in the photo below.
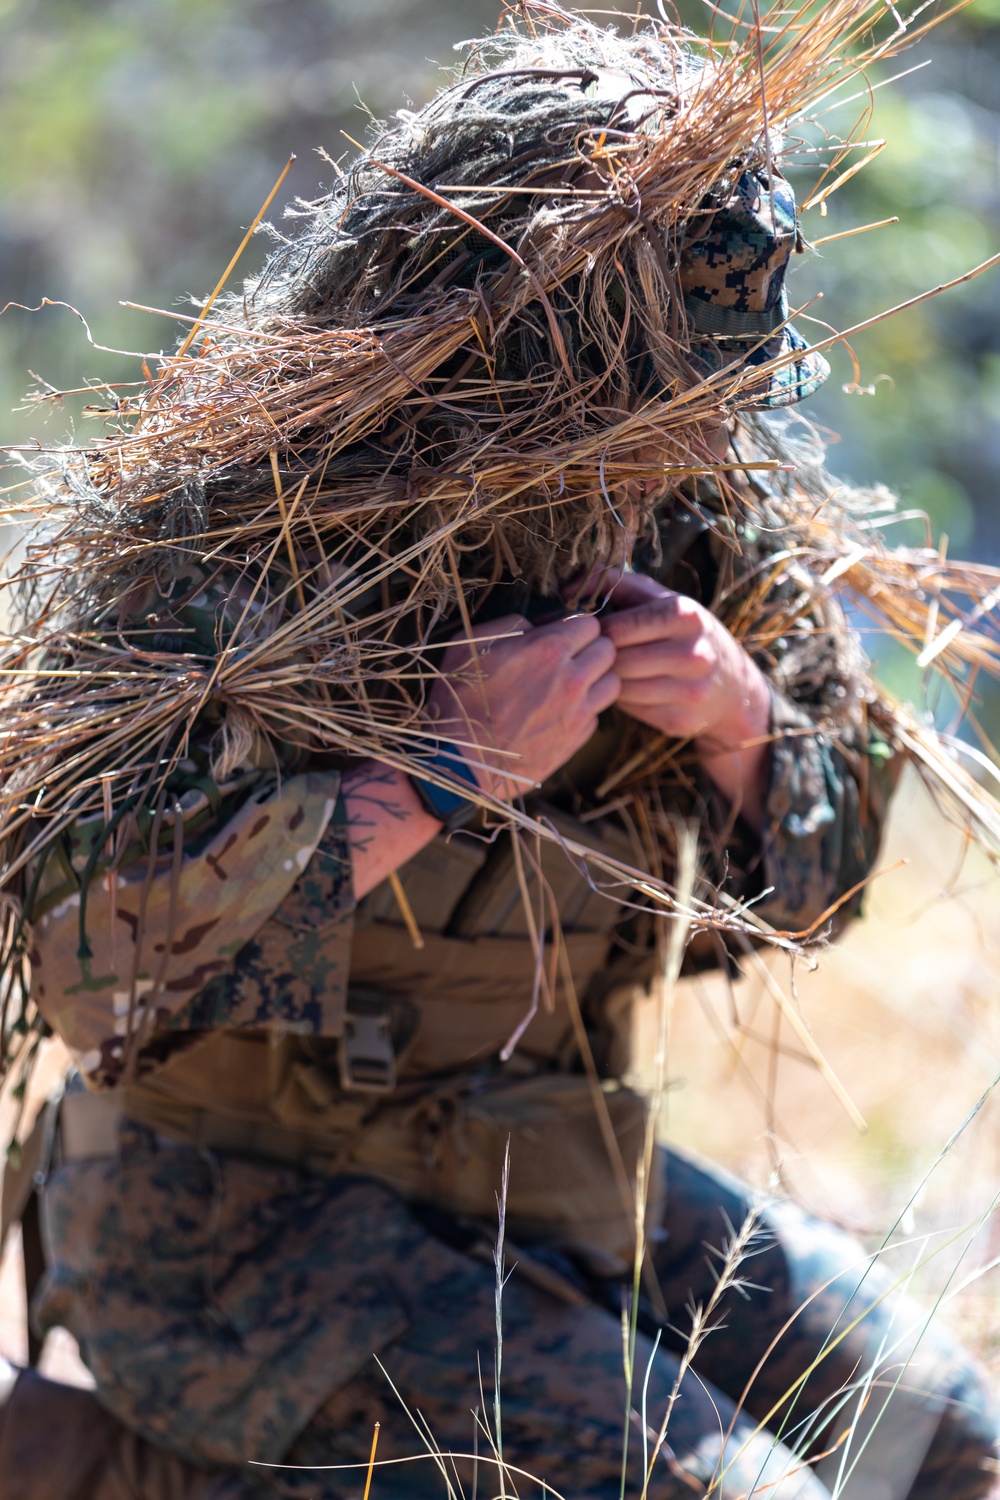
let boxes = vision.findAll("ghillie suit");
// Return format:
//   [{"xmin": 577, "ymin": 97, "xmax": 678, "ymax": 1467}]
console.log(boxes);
[
  {"xmin": 7, "ymin": 0, "xmax": 1000, "ymax": 1093},
  {"xmin": 2, "ymin": 3, "xmax": 1000, "ymax": 1498}
]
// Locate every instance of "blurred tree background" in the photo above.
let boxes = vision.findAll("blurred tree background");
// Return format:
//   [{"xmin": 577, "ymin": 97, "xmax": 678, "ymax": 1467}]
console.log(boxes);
[{"xmin": 0, "ymin": 0, "xmax": 998, "ymax": 708}]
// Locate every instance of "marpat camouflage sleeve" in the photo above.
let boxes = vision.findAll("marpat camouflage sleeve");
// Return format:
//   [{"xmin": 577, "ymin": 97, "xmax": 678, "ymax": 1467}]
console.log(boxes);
[
  {"xmin": 754, "ymin": 685, "xmax": 897, "ymax": 935},
  {"xmin": 727, "ymin": 503, "xmax": 900, "ymax": 937}
]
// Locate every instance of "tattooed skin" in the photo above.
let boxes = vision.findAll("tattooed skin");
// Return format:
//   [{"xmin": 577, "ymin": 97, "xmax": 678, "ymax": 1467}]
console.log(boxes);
[
  {"xmin": 341, "ymin": 762, "xmax": 438, "ymax": 899},
  {"xmin": 343, "ymin": 765, "xmax": 411, "ymax": 852}
]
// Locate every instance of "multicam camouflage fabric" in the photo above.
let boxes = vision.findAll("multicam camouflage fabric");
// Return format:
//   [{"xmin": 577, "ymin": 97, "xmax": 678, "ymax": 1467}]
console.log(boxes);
[
  {"xmin": 29, "ymin": 774, "xmax": 343, "ymax": 1089},
  {"xmin": 26, "ymin": 555, "xmax": 357, "ymax": 1089}
]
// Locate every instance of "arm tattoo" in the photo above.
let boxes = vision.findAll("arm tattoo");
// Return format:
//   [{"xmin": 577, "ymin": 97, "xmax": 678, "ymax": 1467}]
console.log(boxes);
[{"xmin": 342, "ymin": 763, "xmax": 413, "ymax": 854}]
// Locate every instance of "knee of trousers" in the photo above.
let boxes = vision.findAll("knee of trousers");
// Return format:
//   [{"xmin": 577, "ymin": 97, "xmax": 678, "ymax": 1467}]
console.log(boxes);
[
  {"xmin": 0, "ymin": 1367, "xmax": 223, "ymax": 1500},
  {"xmin": 679, "ymin": 1422, "xmax": 835, "ymax": 1500},
  {"xmin": 761, "ymin": 1198, "xmax": 1000, "ymax": 1500},
  {"xmin": 651, "ymin": 1154, "xmax": 998, "ymax": 1498}
]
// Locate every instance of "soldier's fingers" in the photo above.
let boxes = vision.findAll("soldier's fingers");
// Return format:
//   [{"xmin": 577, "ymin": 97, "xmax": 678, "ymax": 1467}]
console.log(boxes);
[
  {"xmin": 614, "ymin": 640, "xmax": 711, "ymax": 681},
  {"xmin": 618, "ymin": 677, "xmax": 701, "ymax": 709},
  {"xmin": 605, "ymin": 571, "xmax": 673, "ymax": 610},
  {"xmin": 538, "ymin": 612, "xmax": 603, "ymax": 656},
  {"xmin": 572, "ymin": 634, "xmax": 618, "ymax": 684},
  {"xmin": 601, "ymin": 596, "xmax": 693, "ymax": 648},
  {"xmin": 585, "ymin": 667, "xmax": 621, "ymax": 715}
]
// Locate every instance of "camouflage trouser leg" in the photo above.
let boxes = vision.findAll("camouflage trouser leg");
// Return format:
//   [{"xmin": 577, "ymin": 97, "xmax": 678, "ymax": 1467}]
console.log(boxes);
[
  {"xmin": 36, "ymin": 1130, "xmax": 826, "ymax": 1500},
  {"xmin": 643, "ymin": 1148, "xmax": 1000, "ymax": 1500},
  {"xmin": 262, "ymin": 1222, "xmax": 829, "ymax": 1500},
  {"xmin": 34, "ymin": 1129, "xmax": 997, "ymax": 1499}
]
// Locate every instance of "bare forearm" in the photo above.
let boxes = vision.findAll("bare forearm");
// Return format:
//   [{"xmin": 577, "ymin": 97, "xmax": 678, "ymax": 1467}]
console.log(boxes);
[
  {"xmin": 693, "ymin": 656, "xmax": 772, "ymax": 833},
  {"xmin": 693, "ymin": 734, "xmax": 769, "ymax": 833},
  {"xmin": 341, "ymin": 611, "xmax": 617, "ymax": 897},
  {"xmin": 342, "ymin": 762, "xmax": 442, "ymax": 898}
]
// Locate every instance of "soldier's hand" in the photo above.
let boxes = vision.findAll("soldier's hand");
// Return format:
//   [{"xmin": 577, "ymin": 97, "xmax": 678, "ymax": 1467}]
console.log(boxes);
[
  {"xmin": 427, "ymin": 612, "xmax": 619, "ymax": 801},
  {"xmin": 600, "ymin": 571, "xmax": 771, "ymax": 828}
]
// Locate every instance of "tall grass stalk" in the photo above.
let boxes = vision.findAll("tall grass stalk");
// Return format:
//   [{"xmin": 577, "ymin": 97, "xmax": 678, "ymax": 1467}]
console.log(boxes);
[
  {"xmin": 494, "ymin": 1138, "xmax": 513, "ymax": 1500},
  {"xmin": 622, "ymin": 822, "xmax": 696, "ymax": 1499},
  {"xmin": 641, "ymin": 1205, "xmax": 767, "ymax": 1500}
]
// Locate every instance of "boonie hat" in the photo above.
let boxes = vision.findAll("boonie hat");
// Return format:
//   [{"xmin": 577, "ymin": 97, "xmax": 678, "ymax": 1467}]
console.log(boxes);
[{"xmin": 678, "ymin": 167, "xmax": 829, "ymax": 409}]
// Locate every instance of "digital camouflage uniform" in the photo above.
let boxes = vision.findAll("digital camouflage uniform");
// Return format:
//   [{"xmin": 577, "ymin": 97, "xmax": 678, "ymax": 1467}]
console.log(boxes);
[{"xmin": 4, "ymin": 467, "xmax": 994, "ymax": 1500}]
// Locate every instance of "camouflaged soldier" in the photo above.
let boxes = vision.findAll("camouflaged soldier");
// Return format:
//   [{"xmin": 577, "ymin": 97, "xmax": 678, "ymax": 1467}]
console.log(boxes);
[{"xmin": 1, "ymin": 23, "xmax": 999, "ymax": 1500}]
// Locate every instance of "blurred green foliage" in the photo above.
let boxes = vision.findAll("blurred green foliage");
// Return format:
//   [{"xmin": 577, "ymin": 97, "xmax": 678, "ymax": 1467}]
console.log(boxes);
[
  {"xmin": 1, "ymin": 0, "xmax": 998, "ymax": 712},
  {"xmin": 0, "ymin": 0, "xmax": 497, "ymax": 441},
  {"xmin": 779, "ymin": 0, "xmax": 1000, "ymax": 704}
]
